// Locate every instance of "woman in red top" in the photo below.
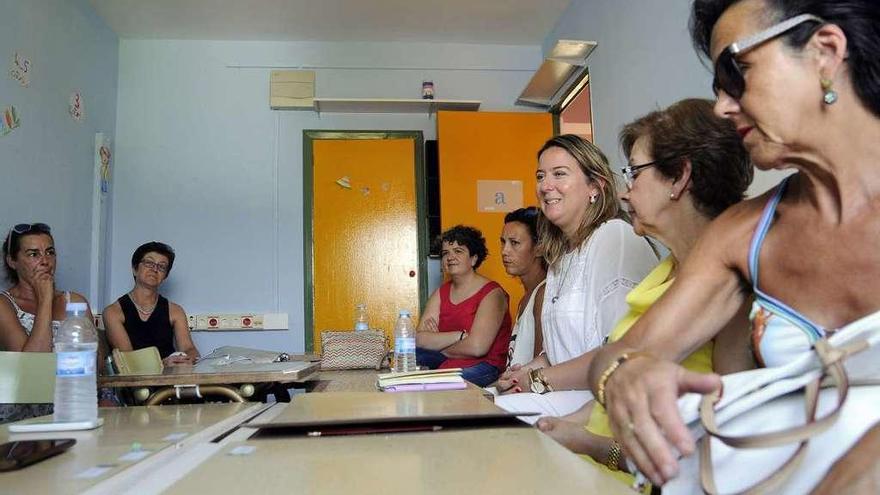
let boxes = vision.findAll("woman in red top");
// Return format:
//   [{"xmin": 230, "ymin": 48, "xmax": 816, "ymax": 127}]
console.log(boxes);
[{"xmin": 416, "ymin": 225, "xmax": 512, "ymax": 386}]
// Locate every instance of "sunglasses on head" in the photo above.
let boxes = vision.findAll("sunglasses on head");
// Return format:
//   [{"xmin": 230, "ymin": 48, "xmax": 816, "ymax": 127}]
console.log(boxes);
[
  {"xmin": 713, "ymin": 13, "xmax": 824, "ymax": 99},
  {"xmin": 9, "ymin": 223, "xmax": 51, "ymax": 236}
]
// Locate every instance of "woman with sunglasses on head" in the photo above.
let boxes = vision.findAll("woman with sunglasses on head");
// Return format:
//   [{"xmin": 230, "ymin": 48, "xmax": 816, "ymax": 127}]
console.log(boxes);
[
  {"xmin": 1, "ymin": 223, "xmax": 96, "ymax": 422},
  {"xmin": 494, "ymin": 135, "xmax": 657, "ymax": 420},
  {"xmin": 533, "ymin": 99, "xmax": 754, "ymax": 489},
  {"xmin": 103, "ymin": 242, "xmax": 199, "ymax": 367},
  {"xmin": 501, "ymin": 207, "xmax": 547, "ymax": 368},
  {"xmin": 587, "ymin": 0, "xmax": 880, "ymax": 488}
]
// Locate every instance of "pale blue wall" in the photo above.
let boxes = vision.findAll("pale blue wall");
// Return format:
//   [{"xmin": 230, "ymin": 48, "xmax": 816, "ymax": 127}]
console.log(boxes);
[
  {"xmin": 111, "ymin": 39, "xmax": 541, "ymax": 353},
  {"xmin": 545, "ymin": 0, "xmax": 788, "ymax": 195},
  {"xmin": 0, "ymin": 0, "xmax": 118, "ymax": 300}
]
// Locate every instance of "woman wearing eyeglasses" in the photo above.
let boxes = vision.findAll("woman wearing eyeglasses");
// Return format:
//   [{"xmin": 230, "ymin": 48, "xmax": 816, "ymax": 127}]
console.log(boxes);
[
  {"xmin": 103, "ymin": 242, "xmax": 199, "ymax": 367},
  {"xmin": 533, "ymin": 99, "xmax": 753, "ymax": 488},
  {"xmin": 0, "ymin": 223, "xmax": 96, "ymax": 422},
  {"xmin": 493, "ymin": 135, "xmax": 657, "ymax": 420},
  {"xmin": 587, "ymin": 0, "xmax": 880, "ymax": 488}
]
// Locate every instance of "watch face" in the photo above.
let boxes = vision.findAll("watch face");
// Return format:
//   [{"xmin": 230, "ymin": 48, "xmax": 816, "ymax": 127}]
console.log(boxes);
[{"xmin": 529, "ymin": 377, "xmax": 545, "ymax": 394}]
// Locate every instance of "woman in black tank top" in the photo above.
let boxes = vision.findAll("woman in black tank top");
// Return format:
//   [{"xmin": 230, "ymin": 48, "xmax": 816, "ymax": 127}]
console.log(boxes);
[{"xmin": 103, "ymin": 242, "xmax": 199, "ymax": 367}]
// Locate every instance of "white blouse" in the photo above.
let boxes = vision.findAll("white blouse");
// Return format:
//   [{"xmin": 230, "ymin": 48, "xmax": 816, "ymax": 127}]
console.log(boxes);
[{"xmin": 541, "ymin": 219, "xmax": 657, "ymax": 365}]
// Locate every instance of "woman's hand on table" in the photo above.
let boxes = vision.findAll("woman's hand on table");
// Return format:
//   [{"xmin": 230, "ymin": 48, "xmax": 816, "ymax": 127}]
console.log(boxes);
[
  {"xmin": 604, "ymin": 355, "xmax": 721, "ymax": 486},
  {"xmin": 496, "ymin": 363, "xmax": 530, "ymax": 394}
]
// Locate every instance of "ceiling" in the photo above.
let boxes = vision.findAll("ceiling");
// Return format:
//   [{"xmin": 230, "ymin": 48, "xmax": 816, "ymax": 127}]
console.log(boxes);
[{"xmin": 89, "ymin": 0, "xmax": 571, "ymax": 45}]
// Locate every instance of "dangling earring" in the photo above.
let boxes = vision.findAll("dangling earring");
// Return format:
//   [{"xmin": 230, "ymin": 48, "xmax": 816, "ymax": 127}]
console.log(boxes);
[
  {"xmin": 589, "ymin": 193, "xmax": 598, "ymax": 204},
  {"xmin": 821, "ymin": 78, "xmax": 838, "ymax": 105}
]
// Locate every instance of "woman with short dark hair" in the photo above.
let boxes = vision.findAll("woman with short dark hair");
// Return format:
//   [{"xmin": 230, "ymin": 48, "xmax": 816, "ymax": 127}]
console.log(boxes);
[
  {"xmin": 415, "ymin": 225, "xmax": 512, "ymax": 386},
  {"xmin": 501, "ymin": 207, "xmax": 547, "ymax": 367},
  {"xmin": 104, "ymin": 241, "xmax": 199, "ymax": 367}
]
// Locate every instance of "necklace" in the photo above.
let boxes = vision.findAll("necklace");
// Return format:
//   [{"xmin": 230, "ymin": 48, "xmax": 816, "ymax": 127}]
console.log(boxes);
[
  {"xmin": 128, "ymin": 291, "xmax": 157, "ymax": 315},
  {"xmin": 550, "ymin": 250, "xmax": 578, "ymax": 304}
]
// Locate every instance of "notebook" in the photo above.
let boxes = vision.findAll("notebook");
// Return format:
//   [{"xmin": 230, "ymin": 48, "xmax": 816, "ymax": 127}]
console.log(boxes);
[{"xmin": 376, "ymin": 368, "xmax": 465, "ymax": 392}]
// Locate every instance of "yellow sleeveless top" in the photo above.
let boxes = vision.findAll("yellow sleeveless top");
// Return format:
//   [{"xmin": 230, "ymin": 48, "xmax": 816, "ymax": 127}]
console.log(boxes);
[{"xmin": 584, "ymin": 257, "xmax": 714, "ymax": 487}]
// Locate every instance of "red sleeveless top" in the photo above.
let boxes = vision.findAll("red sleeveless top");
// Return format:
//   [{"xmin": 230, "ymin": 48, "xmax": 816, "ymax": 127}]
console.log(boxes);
[{"xmin": 437, "ymin": 280, "xmax": 512, "ymax": 370}]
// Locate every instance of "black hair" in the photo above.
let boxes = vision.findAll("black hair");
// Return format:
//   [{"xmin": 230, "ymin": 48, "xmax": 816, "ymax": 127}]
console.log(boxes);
[
  {"xmin": 439, "ymin": 225, "xmax": 489, "ymax": 269},
  {"xmin": 504, "ymin": 207, "xmax": 540, "ymax": 244},
  {"xmin": 690, "ymin": 0, "xmax": 880, "ymax": 117},
  {"xmin": 131, "ymin": 241, "xmax": 176, "ymax": 276},
  {"xmin": 3, "ymin": 223, "xmax": 53, "ymax": 284}
]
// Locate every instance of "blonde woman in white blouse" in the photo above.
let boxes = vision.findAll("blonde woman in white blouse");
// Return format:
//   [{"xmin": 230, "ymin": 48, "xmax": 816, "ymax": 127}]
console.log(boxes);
[{"xmin": 494, "ymin": 135, "xmax": 656, "ymax": 422}]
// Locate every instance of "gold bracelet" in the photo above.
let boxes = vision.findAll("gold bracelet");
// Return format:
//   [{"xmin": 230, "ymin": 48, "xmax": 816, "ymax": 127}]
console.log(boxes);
[
  {"xmin": 595, "ymin": 351, "xmax": 650, "ymax": 407},
  {"xmin": 605, "ymin": 440, "xmax": 623, "ymax": 471}
]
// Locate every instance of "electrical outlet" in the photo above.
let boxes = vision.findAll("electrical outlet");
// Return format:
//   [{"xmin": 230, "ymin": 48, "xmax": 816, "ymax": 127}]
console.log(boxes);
[{"xmin": 190, "ymin": 313, "xmax": 282, "ymax": 331}]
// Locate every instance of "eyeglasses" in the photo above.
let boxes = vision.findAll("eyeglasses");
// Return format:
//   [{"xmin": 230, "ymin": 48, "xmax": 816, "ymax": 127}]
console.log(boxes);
[
  {"xmin": 140, "ymin": 260, "xmax": 169, "ymax": 273},
  {"xmin": 713, "ymin": 13, "xmax": 824, "ymax": 99},
  {"xmin": 621, "ymin": 162, "xmax": 656, "ymax": 189}
]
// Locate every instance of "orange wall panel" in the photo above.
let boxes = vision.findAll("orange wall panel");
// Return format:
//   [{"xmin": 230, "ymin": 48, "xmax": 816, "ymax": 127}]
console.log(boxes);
[{"xmin": 437, "ymin": 111, "xmax": 553, "ymax": 313}]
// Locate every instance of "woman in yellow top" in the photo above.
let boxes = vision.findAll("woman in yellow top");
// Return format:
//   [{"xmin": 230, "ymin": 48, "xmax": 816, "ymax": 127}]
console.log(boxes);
[{"xmin": 536, "ymin": 98, "xmax": 756, "ymax": 487}]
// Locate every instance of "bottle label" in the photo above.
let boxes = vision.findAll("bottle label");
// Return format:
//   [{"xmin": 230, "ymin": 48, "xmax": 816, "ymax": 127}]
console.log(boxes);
[
  {"xmin": 394, "ymin": 337, "xmax": 415, "ymax": 354},
  {"xmin": 56, "ymin": 351, "xmax": 96, "ymax": 377}
]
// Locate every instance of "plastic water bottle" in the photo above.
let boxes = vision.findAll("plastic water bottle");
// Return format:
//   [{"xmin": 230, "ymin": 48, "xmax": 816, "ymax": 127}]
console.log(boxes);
[
  {"xmin": 54, "ymin": 302, "xmax": 98, "ymax": 423},
  {"xmin": 354, "ymin": 303, "xmax": 369, "ymax": 332},
  {"xmin": 393, "ymin": 309, "xmax": 416, "ymax": 373}
]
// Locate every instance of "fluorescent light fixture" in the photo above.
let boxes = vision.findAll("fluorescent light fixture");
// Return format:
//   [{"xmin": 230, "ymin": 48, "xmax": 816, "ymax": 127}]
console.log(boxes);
[{"xmin": 516, "ymin": 39, "xmax": 597, "ymax": 110}]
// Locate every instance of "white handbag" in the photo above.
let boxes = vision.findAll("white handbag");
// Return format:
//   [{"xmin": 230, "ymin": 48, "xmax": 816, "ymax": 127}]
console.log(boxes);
[{"xmin": 664, "ymin": 311, "xmax": 880, "ymax": 494}]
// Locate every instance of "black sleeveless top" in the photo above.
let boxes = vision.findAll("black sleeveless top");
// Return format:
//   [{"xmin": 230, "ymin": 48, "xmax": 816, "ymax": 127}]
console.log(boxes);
[{"xmin": 119, "ymin": 294, "xmax": 175, "ymax": 358}]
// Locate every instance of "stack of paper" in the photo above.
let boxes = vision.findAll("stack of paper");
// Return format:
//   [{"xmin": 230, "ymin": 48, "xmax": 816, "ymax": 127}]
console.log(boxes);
[{"xmin": 377, "ymin": 368, "xmax": 466, "ymax": 392}]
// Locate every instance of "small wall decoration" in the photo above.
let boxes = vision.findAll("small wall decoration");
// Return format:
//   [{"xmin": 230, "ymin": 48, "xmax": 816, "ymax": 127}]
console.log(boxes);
[
  {"xmin": 476, "ymin": 180, "xmax": 523, "ymax": 212},
  {"xmin": 335, "ymin": 176, "xmax": 352, "ymax": 189},
  {"xmin": 1, "ymin": 105, "xmax": 20, "ymax": 137},
  {"xmin": 99, "ymin": 143, "xmax": 112, "ymax": 194},
  {"xmin": 9, "ymin": 52, "xmax": 30, "ymax": 87},
  {"xmin": 69, "ymin": 91, "xmax": 84, "ymax": 121}
]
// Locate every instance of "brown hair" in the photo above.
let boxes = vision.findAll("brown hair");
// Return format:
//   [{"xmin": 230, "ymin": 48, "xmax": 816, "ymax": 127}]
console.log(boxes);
[
  {"xmin": 619, "ymin": 98, "xmax": 753, "ymax": 218},
  {"xmin": 536, "ymin": 135, "xmax": 621, "ymax": 267}
]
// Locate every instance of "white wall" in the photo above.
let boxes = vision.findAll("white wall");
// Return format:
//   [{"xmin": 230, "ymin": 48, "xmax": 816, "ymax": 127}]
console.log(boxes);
[
  {"xmin": 111, "ymin": 39, "xmax": 541, "ymax": 353},
  {"xmin": 545, "ymin": 0, "xmax": 789, "ymax": 196},
  {"xmin": 0, "ymin": 0, "xmax": 118, "ymax": 300}
]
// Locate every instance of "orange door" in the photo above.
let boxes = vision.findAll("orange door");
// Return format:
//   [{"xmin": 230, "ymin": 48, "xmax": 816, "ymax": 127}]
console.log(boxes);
[
  {"xmin": 307, "ymin": 132, "xmax": 424, "ymax": 353},
  {"xmin": 438, "ymin": 111, "xmax": 554, "ymax": 309}
]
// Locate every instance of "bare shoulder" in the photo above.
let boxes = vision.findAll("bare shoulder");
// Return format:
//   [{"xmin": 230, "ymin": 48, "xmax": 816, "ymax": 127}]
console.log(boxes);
[
  {"xmin": 103, "ymin": 301, "xmax": 122, "ymax": 318},
  {"xmin": 168, "ymin": 301, "xmax": 187, "ymax": 317},
  {"xmin": 67, "ymin": 291, "xmax": 92, "ymax": 307},
  {"xmin": 696, "ymin": 192, "xmax": 771, "ymax": 271}
]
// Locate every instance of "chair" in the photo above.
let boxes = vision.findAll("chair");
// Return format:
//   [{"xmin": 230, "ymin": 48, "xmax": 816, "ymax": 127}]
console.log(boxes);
[
  {"xmin": 0, "ymin": 351, "xmax": 55, "ymax": 403},
  {"xmin": 112, "ymin": 347, "xmax": 164, "ymax": 375},
  {"xmin": 111, "ymin": 347, "xmax": 163, "ymax": 404},
  {"xmin": 112, "ymin": 347, "xmax": 244, "ymax": 405}
]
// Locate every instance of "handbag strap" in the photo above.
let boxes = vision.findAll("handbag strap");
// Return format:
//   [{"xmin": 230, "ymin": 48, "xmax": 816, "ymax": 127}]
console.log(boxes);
[{"xmin": 698, "ymin": 338, "xmax": 864, "ymax": 494}]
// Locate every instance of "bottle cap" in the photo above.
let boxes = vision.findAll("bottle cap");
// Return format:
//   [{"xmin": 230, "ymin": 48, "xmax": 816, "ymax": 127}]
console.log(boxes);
[
  {"xmin": 398, "ymin": 309, "xmax": 411, "ymax": 317},
  {"xmin": 65, "ymin": 302, "xmax": 88, "ymax": 314}
]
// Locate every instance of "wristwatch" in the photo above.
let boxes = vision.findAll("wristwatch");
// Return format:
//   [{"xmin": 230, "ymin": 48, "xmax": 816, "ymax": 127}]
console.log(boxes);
[{"xmin": 528, "ymin": 368, "xmax": 553, "ymax": 394}]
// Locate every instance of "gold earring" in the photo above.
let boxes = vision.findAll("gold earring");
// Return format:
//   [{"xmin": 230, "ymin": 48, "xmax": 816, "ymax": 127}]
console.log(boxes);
[{"xmin": 821, "ymin": 78, "xmax": 838, "ymax": 105}]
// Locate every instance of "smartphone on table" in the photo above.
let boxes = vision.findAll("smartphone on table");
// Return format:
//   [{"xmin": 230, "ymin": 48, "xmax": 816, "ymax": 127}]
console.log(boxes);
[{"xmin": 0, "ymin": 439, "xmax": 76, "ymax": 471}]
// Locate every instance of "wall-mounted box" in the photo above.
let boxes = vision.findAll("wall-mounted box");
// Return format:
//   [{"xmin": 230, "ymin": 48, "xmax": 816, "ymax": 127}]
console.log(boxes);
[{"xmin": 270, "ymin": 70, "xmax": 315, "ymax": 109}]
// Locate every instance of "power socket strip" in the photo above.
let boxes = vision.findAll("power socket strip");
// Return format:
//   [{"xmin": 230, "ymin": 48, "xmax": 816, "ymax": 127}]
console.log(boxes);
[{"xmin": 188, "ymin": 313, "xmax": 288, "ymax": 331}]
